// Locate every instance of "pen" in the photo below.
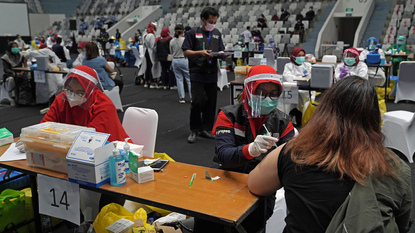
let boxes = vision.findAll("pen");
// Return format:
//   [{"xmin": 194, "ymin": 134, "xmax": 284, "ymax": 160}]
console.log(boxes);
[
  {"xmin": 189, "ymin": 173, "xmax": 196, "ymax": 187},
  {"xmin": 203, "ymin": 42, "xmax": 205, "ymax": 50},
  {"xmin": 263, "ymin": 124, "xmax": 278, "ymax": 147}
]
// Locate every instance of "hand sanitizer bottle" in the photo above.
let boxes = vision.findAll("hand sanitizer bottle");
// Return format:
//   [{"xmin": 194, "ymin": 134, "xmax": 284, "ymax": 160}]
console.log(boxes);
[{"xmin": 109, "ymin": 142, "xmax": 126, "ymax": 186}]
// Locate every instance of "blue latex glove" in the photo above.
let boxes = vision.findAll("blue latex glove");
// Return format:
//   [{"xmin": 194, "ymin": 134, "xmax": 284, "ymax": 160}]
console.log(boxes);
[{"xmin": 339, "ymin": 66, "xmax": 349, "ymax": 79}]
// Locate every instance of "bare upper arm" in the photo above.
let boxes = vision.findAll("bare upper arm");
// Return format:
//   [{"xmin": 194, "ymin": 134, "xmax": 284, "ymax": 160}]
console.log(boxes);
[{"xmin": 248, "ymin": 143, "xmax": 285, "ymax": 196}]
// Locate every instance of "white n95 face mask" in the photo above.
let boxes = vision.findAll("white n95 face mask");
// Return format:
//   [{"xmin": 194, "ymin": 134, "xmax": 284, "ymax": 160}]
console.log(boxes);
[{"xmin": 66, "ymin": 92, "xmax": 87, "ymax": 108}]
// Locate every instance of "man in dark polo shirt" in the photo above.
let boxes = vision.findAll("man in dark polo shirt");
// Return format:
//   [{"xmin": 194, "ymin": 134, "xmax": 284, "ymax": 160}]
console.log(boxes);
[{"xmin": 182, "ymin": 7, "xmax": 227, "ymax": 143}]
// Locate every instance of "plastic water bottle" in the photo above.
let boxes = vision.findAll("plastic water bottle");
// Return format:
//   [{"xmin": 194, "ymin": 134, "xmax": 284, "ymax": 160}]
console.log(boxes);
[
  {"xmin": 123, "ymin": 138, "xmax": 130, "ymax": 174},
  {"xmin": 41, "ymin": 215, "xmax": 52, "ymax": 233}
]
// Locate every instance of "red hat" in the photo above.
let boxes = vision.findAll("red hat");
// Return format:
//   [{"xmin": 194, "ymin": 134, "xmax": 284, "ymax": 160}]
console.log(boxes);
[
  {"xmin": 48, "ymin": 30, "xmax": 55, "ymax": 36},
  {"xmin": 241, "ymin": 64, "xmax": 283, "ymax": 114},
  {"xmin": 77, "ymin": 41, "xmax": 88, "ymax": 49},
  {"xmin": 39, "ymin": 42, "xmax": 47, "ymax": 49}
]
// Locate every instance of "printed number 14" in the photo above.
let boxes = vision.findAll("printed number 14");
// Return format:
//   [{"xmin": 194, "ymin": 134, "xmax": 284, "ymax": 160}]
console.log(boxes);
[{"xmin": 50, "ymin": 188, "xmax": 70, "ymax": 210}]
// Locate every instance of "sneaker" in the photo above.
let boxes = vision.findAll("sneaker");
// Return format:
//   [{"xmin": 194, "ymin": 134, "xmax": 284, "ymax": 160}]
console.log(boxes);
[
  {"xmin": 10, "ymin": 98, "xmax": 16, "ymax": 107},
  {"xmin": 199, "ymin": 130, "xmax": 215, "ymax": 139},
  {"xmin": 144, "ymin": 84, "xmax": 148, "ymax": 88},
  {"xmin": 170, "ymin": 86, "xmax": 178, "ymax": 90},
  {"xmin": 187, "ymin": 131, "xmax": 198, "ymax": 143},
  {"xmin": 179, "ymin": 98, "xmax": 185, "ymax": 104},
  {"xmin": 149, "ymin": 83, "xmax": 157, "ymax": 89},
  {"xmin": 157, "ymin": 85, "xmax": 164, "ymax": 89},
  {"xmin": 164, "ymin": 86, "xmax": 168, "ymax": 90}
]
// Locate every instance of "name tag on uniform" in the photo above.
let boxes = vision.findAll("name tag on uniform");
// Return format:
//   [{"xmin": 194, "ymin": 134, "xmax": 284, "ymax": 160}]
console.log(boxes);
[{"xmin": 196, "ymin": 33, "xmax": 203, "ymax": 38}]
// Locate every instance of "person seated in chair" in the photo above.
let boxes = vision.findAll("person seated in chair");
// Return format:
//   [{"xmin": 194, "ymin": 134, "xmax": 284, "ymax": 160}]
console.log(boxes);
[
  {"xmin": 40, "ymin": 65, "xmax": 129, "ymax": 142},
  {"xmin": 386, "ymin": 36, "xmax": 410, "ymax": 76},
  {"xmin": 335, "ymin": 48, "xmax": 368, "ymax": 81},
  {"xmin": 193, "ymin": 65, "xmax": 296, "ymax": 233}
]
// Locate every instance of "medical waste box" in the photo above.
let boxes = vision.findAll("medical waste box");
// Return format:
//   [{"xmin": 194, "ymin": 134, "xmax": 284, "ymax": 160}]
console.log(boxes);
[
  {"xmin": 35, "ymin": 56, "xmax": 49, "ymax": 71},
  {"xmin": 20, "ymin": 122, "xmax": 95, "ymax": 173},
  {"xmin": 310, "ymin": 64, "xmax": 333, "ymax": 89}
]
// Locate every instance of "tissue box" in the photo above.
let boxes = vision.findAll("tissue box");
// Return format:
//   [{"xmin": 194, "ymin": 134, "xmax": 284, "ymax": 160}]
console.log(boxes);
[
  {"xmin": 130, "ymin": 164, "xmax": 154, "ymax": 184},
  {"xmin": 0, "ymin": 128, "xmax": 13, "ymax": 147},
  {"xmin": 106, "ymin": 218, "xmax": 134, "ymax": 233}
]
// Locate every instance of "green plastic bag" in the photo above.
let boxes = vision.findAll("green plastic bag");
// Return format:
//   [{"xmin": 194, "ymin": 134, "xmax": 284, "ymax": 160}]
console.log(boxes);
[{"xmin": 0, "ymin": 189, "xmax": 28, "ymax": 232}]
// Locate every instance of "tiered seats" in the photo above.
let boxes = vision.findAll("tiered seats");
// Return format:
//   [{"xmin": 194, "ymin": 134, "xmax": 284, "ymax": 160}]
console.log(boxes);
[
  {"xmin": 383, "ymin": 0, "xmax": 415, "ymax": 52},
  {"xmin": 162, "ymin": 0, "xmax": 324, "ymax": 51}
]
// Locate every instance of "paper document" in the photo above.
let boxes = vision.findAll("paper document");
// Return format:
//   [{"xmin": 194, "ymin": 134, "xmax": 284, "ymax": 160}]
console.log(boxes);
[
  {"xmin": 0, "ymin": 143, "xmax": 27, "ymax": 162},
  {"xmin": 293, "ymin": 76, "xmax": 311, "ymax": 82}
]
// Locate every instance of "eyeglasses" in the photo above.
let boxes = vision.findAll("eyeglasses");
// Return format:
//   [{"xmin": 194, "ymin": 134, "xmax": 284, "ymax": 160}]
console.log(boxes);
[
  {"xmin": 255, "ymin": 91, "xmax": 280, "ymax": 101},
  {"xmin": 63, "ymin": 88, "xmax": 86, "ymax": 98}
]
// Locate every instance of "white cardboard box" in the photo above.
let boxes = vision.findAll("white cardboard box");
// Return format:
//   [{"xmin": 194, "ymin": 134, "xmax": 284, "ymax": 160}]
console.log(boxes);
[
  {"xmin": 66, "ymin": 131, "xmax": 111, "ymax": 188},
  {"xmin": 131, "ymin": 166, "xmax": 154, "ymax": 184}
]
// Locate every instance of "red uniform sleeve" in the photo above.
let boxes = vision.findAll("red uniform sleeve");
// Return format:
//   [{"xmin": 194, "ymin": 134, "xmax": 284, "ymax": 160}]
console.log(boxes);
[
  {"xmin": 212, "ymin": 111, "xmax": 233, "ymax": 135},
  {"xmin": 40, "ymin": 97, "xmax": 61, "ymax": 123},
  {"xmin": 88, "ymin": 103, "xmax": 130, "ymax": 142}
]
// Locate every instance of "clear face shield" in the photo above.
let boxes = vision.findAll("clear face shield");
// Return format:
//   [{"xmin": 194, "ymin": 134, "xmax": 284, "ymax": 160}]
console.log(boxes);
[
  {"xmin": 59, "ymin": 69, "xmax": 98, "ymax": 109},
  {"xmin": 244, "ymin": 78, "xmax": 282, "ymax": 118}
]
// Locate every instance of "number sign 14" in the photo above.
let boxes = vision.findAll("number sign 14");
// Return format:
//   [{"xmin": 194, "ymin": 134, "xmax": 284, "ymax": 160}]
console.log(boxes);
[{"xmin": 38, "ymin": 174, "xmax": 80, "ymax": 225}]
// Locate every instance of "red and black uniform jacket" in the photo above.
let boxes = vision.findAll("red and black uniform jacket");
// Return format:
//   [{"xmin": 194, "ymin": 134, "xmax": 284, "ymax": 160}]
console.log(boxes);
[{"xmin": 212, "ymin": 103, "xmax": 295, "ymax": 174}]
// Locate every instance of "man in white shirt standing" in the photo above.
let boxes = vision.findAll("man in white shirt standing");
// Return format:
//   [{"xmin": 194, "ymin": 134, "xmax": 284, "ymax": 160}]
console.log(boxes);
[{"xmin": 240, "ymin": 26, "xmax": 252, "ymax": 47}]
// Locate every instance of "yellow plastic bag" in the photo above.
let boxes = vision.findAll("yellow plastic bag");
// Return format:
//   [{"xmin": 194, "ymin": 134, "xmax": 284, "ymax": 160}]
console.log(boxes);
[
  {"xmin": 375, "ymin": 87, "xmax": 391, "ymax": 100},
  {"xmin": 379, "ymin": 99, "xmax": 387, "ymax": 128},
  {"xmin": 302, "ymin": 100, "xmax": 319, "ymax": 127},
  {"xmin": 93, "ymin": 203, "xmax": 149, "ymax": 233}
]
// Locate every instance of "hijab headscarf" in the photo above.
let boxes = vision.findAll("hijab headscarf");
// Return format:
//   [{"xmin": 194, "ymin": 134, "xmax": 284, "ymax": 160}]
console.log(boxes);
[
  {"xmin": 267, "ymin": 38, "xmax": 276, "ymax": 49},
  {"xmin": 41, "ymin": 65, "xmax": 130, "ymax": 142},
  {"xmin": 240, "ymin": 65, "xmax": 283, "ymax": 138},
  {"xmin": 343, "ymin": 48, "xmax": 360, "ymax": 66},
  {"xmin": 155, "ymin": 28, "xmax": 171, "ymax": 43},
  {"xmin": 290, "ymin": 47, "xmax": 306, "ymax": 66},
  {"xmin": 1, "ymin": 42, "xmax": 22, "ymax": 67},
  {"xmin": 146, "ymin": 22, "xmax": 157, "ymax": 34}
]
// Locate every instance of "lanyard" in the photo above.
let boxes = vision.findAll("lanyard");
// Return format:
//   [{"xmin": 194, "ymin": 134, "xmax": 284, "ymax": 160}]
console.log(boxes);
[
  {"xmin": 397, "ymin": 44, "xmax": 402, "ymax": 52},
  {"xmin": 200, "ymin": 26, "xmax": 212, "ymax": 46}
]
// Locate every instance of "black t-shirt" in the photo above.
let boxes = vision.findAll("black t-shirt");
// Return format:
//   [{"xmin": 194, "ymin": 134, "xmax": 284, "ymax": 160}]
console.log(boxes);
[
  {"xmin": 182, "ymin": 27, "xmax": 225, "ymax": 83},
  {"xmin": 305, "ymin": 10, "xmax": 315, "ymax": 20},
  {"xmin": 280, "ymin": 11, "xmax": 290, "ymax": 20},
  {"xmin": 278, "ymin": 145, "xmax": 354, "ymax": 233},
  {"xmin": 52, "ymin": 44, "xmax": 67, "ymax": 62},
  {"xmin": 294, "ymin": 22, "xmax": 304, "ymax": 31}
]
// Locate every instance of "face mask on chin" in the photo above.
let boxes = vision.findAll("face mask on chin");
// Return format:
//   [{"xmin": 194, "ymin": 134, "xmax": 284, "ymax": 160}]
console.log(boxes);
[{"xmin": 66, "ymin": 92, "xmax": 87, "ymax": 108}]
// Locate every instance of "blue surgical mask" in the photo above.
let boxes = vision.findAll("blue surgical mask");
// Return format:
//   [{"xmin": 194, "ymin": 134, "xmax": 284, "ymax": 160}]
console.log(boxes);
[
  {"xmin": 295, "ymin": 57, "xmax": 305, "ymax": 65},
  {"xmin": 81, "ymin": 52, "xmax": 86, "ymax": 56},
  {"xmin": 344, "ymin": 57, "xmax": 356, "ymax": 66},
  {"xmin": 248, "ymin": 95, "xmax": 279, "ymax": 116},
  {"xmin": 369, "ymin": 45, "xmax": 376, "ymax": 50},
  {"xmin": 397, "ymin": 41, "xmax": 404, "ymax": 45}
]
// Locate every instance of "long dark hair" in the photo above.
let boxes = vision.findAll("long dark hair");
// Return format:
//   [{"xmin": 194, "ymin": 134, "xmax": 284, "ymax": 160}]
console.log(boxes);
[
  {"xmin": 286, "ymin": 76, "xmax": 399, "ymax": 185},
  {"xmin": 174, "ymin": 24, "xmax": 184, "ymax": 38},
  {"xmin": 85, "ymin": 42, "xmax": 99, "ymax": 60}
]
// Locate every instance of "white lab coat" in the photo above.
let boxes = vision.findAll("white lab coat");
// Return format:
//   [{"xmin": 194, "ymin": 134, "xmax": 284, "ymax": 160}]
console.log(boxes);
[
  {"xmin": 334, "ymin": 62, "xmax": 368, "ymax": 82},
  {"xmin": 280, "ymin": 62, "xmax": 313, "ymax": 119},
  {"xmin": 138, "ymin": 33, "xmax": 161, "ymax": 79},
  {"xmin": 24, "ymin": 49, "xmax": 64, "ymax": 103},
  {"xmin": 282, "ymin": 62, "xmax": 312, "ymax": 82},
  {"xmin": 47, "ymin": 36, "xmax": 71, "ymax": 61},
  {"xmin": 359, "ymin": 49, "xmax": 385, "ymax": 86},
  {"xmin": 73, "ymin": 53, "xmax": 85, "ymax": 67}
]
